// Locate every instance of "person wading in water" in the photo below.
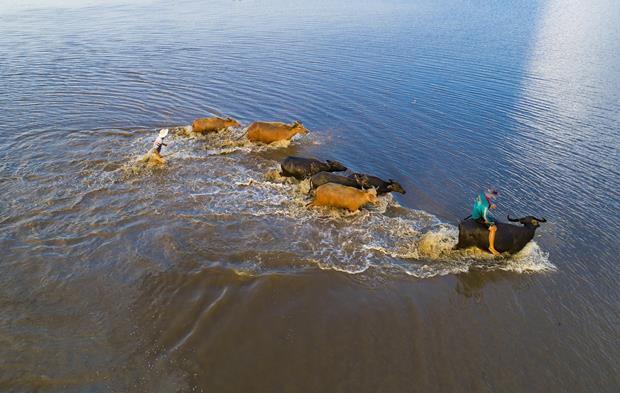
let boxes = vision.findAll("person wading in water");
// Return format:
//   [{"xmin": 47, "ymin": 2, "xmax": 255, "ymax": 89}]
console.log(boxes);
[
  {"xmin": 471, "ymin": 189, "xmax": 500, "ymax": 255},
  {"xmin": 147, "ymin": 128, "xmax": 169, "ymax": 165}
]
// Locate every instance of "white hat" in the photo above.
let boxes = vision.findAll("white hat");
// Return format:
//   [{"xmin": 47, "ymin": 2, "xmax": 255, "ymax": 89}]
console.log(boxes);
[{"xmin": 159, "ymin": 128, "xmax": 169, "ymax": 138}]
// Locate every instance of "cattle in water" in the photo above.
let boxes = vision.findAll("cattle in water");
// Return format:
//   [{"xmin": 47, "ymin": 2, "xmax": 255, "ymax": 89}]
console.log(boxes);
[
  {"xmin": 246, "ymin": 120, "xmax": 308, "ymax": 144},
  {"xmin": 308, "ymin": 183, "xmax": 378, "ymax": 212},
  {"xmin": 347, "ymin": 172, "xmax": 406, "ymax": 195},
  {"xmin": 454, "ymin": 215, "xmax": 546, "ymax": 255},
  {"xmin": 280, "ymin": 156, "xmax": 347, "ymax": 180},
  {"xmin": 191, "ymin": 117, "xmax": 241, "ymax": 133},
  {"xmin": 310, "ymin": 171, "xmax": 368, "ymax": 190}
]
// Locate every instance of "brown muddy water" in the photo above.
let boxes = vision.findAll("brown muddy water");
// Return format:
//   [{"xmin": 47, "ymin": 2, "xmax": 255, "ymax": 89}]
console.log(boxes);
[{"xmin": 1, "ymin": 0, "xmax": 619, "ymax": 392}]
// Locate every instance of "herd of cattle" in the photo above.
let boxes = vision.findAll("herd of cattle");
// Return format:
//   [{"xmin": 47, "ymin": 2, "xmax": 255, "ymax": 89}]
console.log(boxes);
[
  {"xmin": 187, "ymin": 116, "xmax": 406, "ymax": 212},
  {"xmin": 152, "ymin": 116, "xmax": 546, "ymax": 255},
  {"xmin": 281, "ymin": 156, "xmax": 405, "ymax": 212}
]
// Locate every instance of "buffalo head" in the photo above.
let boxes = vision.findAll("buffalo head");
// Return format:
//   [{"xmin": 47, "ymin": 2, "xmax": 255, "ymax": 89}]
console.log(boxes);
[
  {"xmin": 387, "ymin": 179, "xmax": 406, "ymax": 194},
  {"xmin": 326, "ymin": 160, "xmax": 347, "ymax": 172},
  {"xmin": 291, "ymin": 120, "xmax": 309, "ymax": 135},
  {"xmin": 366, "ymin": 187, "xmax": 378, "ymax": 203},
  {"xmin": 507, "ymin": 215, "xmax": 547, "ymax": 227},
  {"xmin": 225, "ymin": 117, "xmax": 241, "ymax": 128}
]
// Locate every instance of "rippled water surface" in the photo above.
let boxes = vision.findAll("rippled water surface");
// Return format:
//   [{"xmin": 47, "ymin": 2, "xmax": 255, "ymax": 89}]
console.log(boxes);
[{"xmin": 1, "ymin": 0, "xmax": 619, "ymax": 392}]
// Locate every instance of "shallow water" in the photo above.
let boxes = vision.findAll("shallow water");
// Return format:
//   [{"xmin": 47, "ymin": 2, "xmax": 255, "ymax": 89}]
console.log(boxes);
[{"xmin": 1, "ymin": 0, "xmax": 619, "ymax": 392}]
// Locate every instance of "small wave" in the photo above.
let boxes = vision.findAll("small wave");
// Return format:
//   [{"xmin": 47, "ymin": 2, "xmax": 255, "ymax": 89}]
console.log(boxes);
[
  {"xmin": 315, "ymin": 258, "xmax": 370, "ymax": 275},
  {"xmin": 206, "ymin": 146, "xmax": 254, "ymax": 156},
  {"xmin": 501, "ymin": 242, "xmax": 555, "ymax": 273}
]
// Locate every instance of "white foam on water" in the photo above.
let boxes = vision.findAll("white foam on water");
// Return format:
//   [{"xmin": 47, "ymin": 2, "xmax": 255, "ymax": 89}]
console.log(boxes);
[
  {"xmin": 206, "ymin": 146, "xmax": 254, "ymax": 156},
  {"xmin": 315, "ymin": 258, "xmax": 371, "ymax": 275},
  {"xmin": 417, "ymin": 225, "xmax": 460, "ymax": 259},
  {"xmin": 500, "ymin": 242, "xmax": 555, "ymax": 273}
]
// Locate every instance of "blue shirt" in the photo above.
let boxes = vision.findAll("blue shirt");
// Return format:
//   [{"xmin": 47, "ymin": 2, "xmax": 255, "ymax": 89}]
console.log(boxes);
[{"xmin": 471, "ymin": 192, "xmax": 495, "ymax": 224}]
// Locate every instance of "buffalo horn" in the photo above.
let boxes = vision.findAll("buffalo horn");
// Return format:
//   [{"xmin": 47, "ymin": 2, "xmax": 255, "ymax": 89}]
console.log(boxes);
[
  {"xmin": 507, "ymin": 215, "xmax": 520, "ymax": 222},
  {"xmin": 534, "ymin": 216, "xmax": 547, "ymax": 223}
]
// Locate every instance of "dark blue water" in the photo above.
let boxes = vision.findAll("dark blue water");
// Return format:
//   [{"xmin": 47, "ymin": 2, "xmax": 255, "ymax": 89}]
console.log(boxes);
[{"xmin": 1, "ymin": 0, "xmax": 619, "ymax": 392}]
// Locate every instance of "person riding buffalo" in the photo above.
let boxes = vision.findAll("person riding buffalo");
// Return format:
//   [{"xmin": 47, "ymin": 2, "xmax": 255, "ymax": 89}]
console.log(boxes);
[{"xmin": 471, "ymin": 189, "xmax": 500, "ymax": 255}]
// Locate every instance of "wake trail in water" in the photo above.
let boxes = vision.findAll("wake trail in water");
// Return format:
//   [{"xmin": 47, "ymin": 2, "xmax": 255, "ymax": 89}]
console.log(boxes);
[{"xmin": 83, "ymin": 126, "xmax": 556, "ymax": 278}]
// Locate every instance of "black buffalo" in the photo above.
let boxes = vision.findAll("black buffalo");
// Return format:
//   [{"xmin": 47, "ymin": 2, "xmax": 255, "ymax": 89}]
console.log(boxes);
[
  {"xmin": 280, "ymin": 156, "xmax": 347, "ymax": 180},
  {"xmin": 454, "ymin": 215, "xmax": 546, "ymax": 255},
  {"xmin": 310, "ymin": 171, "xmax": 368, "ymax": 190},
  {"xmin": 347, "ymin": 172, "xmax": 406, "ymax": 195}
]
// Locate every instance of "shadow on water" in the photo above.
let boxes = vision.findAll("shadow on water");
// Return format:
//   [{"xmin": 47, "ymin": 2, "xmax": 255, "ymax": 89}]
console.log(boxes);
[{"xmin": 454, "ymin": 270, "xmax": 534, "ymax": 301}]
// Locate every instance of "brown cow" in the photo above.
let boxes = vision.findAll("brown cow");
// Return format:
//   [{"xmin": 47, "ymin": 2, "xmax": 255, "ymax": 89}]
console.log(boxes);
[
  {"xmin": 191, "ymin": 117, "xmax": 241, "ymax": 133},
  {"xmin": 246, "ymin": 120, "xmax": 308, "ymax": 144},
  {"xmin": 308, "ymin": 183, "xmax": 378, "ymax": 212}
]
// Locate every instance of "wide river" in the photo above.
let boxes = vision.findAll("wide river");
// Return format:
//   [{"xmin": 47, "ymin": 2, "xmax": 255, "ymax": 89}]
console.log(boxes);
[{"xmin": 1, "ymin": 0, "xmax": 618, "ymax": 392}]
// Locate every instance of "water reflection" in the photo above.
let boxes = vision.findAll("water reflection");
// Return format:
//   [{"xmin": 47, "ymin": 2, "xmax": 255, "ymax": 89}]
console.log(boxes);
[{"xmin": 507, "ymin": 0, "xmax": 620, "ymax": 264}]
